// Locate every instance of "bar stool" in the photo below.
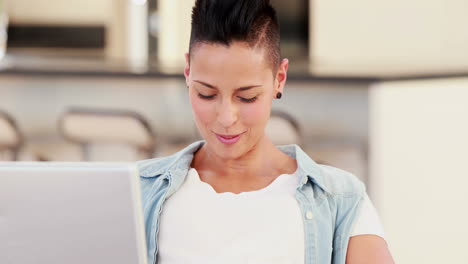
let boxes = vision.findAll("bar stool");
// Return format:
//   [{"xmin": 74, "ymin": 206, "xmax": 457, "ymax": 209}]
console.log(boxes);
[
  {"xmin": 59, "ymin": 107, "xmax": 156, "ymax": 161},
  {"xmin": 266, "ymin": 110, "xmax": 302, "ymax": 146},
  {"xmin": 0, "ymin": 110, "xmax": 23, "ymax": 161}
]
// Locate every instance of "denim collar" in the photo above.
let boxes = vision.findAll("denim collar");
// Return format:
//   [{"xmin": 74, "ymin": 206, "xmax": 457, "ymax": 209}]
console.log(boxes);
[{"xmin": 139, "ymin": 140, "xmax": 329, "ymax": 194}]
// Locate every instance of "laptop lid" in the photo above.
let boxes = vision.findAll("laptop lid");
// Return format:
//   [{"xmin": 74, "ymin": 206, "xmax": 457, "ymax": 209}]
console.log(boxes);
[{"xmin": 0, "ymin": 162, "xmax": 148, "ymax": 264}]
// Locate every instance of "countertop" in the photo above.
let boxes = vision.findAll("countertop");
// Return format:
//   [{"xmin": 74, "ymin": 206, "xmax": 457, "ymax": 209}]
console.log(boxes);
[{"xmin": 1, "ymin": 49, "xmax": 467, "ymax": 83}]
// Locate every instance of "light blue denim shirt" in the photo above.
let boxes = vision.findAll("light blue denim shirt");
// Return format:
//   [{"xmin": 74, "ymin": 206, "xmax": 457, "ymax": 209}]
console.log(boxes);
[{"xmin": 138, "ymin": 141, "xmax": 365, "ymax": 264}]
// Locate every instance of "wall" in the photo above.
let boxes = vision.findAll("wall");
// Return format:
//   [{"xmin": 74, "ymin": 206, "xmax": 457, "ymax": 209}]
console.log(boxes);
[
  {"xmin": 157, "ymin": 0, "xmax": 196, "ymax": 68},
  {"xmin": 0, "ymin": 74, "xmax": 369, "ymax": 177},
  {"xmin": 0, "ymin": 75, "xmax": 368, "ymax": 141}
]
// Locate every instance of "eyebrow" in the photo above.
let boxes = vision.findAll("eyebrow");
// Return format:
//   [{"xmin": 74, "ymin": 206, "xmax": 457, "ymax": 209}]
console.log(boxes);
[{"xmin": 194, "ymin": 80, "xmax": 262, "ymax": 91}]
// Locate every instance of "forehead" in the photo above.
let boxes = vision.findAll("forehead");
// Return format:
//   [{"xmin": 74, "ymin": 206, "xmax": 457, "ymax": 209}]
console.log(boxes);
[{"xmin": 189, "ymin": 42, "xmax": 272, "ymax": 86}]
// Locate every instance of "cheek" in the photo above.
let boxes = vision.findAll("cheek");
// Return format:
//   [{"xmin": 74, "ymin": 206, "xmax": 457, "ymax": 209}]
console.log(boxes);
[
  {"xmin": 240, "ymin": 101, "xmax": 271, "ymax": 128},
  {"xmin": 190, "ymin": 95, "xmax": 215, "ymax": 127}
]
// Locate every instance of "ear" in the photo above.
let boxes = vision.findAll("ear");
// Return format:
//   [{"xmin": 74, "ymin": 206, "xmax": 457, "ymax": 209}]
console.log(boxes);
[
  {"xmin": 274, "ymin": 58, "xmax": 289, "ymax": 97},
  {"xmin": 184, "ymin": 53, "xmax": 191, "ymax": 86}
]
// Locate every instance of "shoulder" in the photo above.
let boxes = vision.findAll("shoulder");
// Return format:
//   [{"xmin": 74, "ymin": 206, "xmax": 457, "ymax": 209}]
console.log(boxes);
[
  {"xmin": 137, "ymin": 154, "xmax": 178, "ymax": 178},
  {"xmin": 137, "ymin": 155, "xmax": 177, "ymax": 196},
  {"xmin": 136, "ymin": 143, "xmax": 197, "ymax": 197},
  {"xmin": 279, "ymin": 143, "xmax": 365, "ymax": 197},
  {"xmin": 137, "ymin": 140, "xmax": 205, "ymax": 178},
  {"xmin": 315, "ymin": 164, "xmax": 366, "ymax": 198}
]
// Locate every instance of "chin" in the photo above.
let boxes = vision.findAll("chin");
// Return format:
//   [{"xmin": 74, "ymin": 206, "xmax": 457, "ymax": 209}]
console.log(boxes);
[
  {"xmin": 206, "ymin": 137, "xmax": 249, "ymax": 160},
  {"xmin": 213, "ymin": 144, "xmax": 244, "ymax": 160}
]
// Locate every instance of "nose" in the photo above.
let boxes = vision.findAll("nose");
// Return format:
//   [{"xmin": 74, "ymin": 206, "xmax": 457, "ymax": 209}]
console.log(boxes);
[{"xmin": 217, "ymin": 99, "xmax": 238, "ymax": 129}]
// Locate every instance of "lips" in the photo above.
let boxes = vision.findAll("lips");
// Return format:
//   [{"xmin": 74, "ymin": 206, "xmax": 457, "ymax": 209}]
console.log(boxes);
[{"xmin": 214, "ymin": 132, "xmax": 244, "ymax": 145}]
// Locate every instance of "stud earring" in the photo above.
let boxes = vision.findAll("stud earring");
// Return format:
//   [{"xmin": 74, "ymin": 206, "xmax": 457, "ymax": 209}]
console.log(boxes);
[{"xmin": 276, "ymin": 92, "xmax": 282, "ymax": 99}]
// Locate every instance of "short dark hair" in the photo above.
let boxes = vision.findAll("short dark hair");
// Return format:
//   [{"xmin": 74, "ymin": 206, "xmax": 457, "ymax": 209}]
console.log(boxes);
[{"xmin": 189, "ymin": 0, "xmax": 281, "ymax": 70}]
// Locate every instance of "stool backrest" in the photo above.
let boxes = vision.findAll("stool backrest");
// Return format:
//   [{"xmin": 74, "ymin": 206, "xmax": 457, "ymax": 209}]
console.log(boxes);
[
  {"xmin": 266, "ymin": 110, "xmax": 301, "ymax": 146},
  {"xmin": 0, "ymin": 111, "xmax": 22, "ymax": 161},
  {"xmin": 59, "ymin": 108, "xmax": 156, "ymax": 161}
]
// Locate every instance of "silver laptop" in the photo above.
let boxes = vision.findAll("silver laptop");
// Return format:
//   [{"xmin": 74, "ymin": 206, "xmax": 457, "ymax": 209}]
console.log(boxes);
[{"xmin": 0, "ymin": 162, "xmax": 148, "ymax": 264}]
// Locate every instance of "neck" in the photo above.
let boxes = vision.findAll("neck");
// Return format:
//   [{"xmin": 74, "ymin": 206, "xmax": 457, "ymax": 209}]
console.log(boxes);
[{"xmin": 192, "ymin": 135, "xmax": 296, "ymax": 181}]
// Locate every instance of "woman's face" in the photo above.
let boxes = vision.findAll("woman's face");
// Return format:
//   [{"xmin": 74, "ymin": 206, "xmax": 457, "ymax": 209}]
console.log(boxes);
[{"xmin": 185, "ymin": 41, "xmax": 288, "ymax": 160}]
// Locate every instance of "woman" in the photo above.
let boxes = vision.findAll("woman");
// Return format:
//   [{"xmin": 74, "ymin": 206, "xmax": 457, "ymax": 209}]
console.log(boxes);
[{"xmin": 139, "ymin": 0, "xmax": 394, "ymax": 263}]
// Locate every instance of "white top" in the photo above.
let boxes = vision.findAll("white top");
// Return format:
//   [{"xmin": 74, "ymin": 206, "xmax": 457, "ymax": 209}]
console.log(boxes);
[{"xmin": 157, "ymin": 168, "xmax": 385, "ymax": 264}]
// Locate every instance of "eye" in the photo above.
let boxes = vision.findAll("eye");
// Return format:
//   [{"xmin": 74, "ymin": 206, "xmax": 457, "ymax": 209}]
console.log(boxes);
[
  {"xmin": 239, "ymin": 96, "xmax": 258, "ymax": 103},
  {"xmin": 198, "ymin": 93, "xmax": 216, "ymax": 100}
]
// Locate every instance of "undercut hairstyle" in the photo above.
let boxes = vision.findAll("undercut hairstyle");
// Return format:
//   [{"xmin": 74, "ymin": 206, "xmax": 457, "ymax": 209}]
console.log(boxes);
[{"xmin": 189, "ymin": 0, "xmax": 281, "ymax": 71}]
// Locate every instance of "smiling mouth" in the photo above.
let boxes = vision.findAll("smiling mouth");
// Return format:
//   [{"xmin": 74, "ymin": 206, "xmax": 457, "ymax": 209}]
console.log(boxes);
[{"xmin": 214, "ymin": 132, "xmax": 245, "ymax": 145}]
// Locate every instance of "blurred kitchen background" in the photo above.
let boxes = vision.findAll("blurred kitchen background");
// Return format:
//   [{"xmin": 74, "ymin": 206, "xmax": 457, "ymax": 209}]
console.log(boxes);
[{"xmin": 0, "ymin": 0, "xmax": 467, "ymax": 263}]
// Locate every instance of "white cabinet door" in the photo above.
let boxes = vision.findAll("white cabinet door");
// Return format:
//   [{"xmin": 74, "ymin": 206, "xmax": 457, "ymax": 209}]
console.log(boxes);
[
  {"xmin": 311, "ymin": 0, "xmax": 468, "ymax": 76},
  {"xmin": 369, "ymin": 78, "xmax": 468, "ymax": 263}
]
